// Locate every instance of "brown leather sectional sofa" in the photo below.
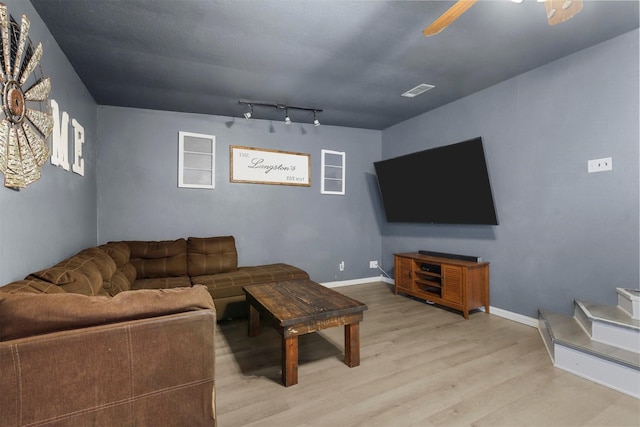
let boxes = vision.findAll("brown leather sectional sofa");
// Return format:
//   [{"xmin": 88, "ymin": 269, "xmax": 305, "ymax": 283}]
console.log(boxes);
[{"xmin": 0, "ymin": 235, "xmax": 309, "ymax": 426}]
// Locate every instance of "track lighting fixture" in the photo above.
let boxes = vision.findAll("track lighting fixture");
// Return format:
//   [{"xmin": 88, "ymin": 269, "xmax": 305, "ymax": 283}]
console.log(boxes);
[
  {"xmin": 238, "ymin": 99, "xmax": 322, "ymax": 126},
  {"xmin": 243, "ymin": 104, "xmax": 253, "ymax": 119}
]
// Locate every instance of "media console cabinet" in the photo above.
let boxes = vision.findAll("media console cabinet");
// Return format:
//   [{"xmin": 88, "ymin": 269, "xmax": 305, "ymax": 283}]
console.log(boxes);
[{"xmin": 394, "ymin": 252, "xmax": 490, "ymax": 319}]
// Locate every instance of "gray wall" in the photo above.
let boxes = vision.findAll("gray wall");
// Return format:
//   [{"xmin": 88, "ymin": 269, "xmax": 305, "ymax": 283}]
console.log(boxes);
[
  {"xmin": 96, "ymin": 107, "xmax": 382, "ymax": 283},
  {"xmin": 381, "ymin": 30, "xmax": 639, "ymax": 318},
  {"xmin": 2, "ymin": 1, "xmax": 636, "ymax": 324},
  {"xmin": 0, "ymin": 0, "xmax": 97, "ymax": 285}
]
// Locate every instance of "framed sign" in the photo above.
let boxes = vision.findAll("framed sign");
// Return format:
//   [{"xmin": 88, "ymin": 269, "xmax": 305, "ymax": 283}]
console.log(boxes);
[{"xmin": 230, "ymin": 145, "xmax": 310, "ymax": 186}]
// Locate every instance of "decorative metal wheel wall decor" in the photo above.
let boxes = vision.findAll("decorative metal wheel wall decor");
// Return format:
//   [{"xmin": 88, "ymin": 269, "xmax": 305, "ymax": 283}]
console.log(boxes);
[{"xmin": 0, "ymin": 3, "xmax": 53, "ymax": 189}]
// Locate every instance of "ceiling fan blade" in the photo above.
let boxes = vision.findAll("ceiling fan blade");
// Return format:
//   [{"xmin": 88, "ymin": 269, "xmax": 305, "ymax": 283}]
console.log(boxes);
[
  {"xmin": 423, "ymin": 0, "xmax": 478, "ymax": 37},
  {"xmin": 544, "ymin": 0, "xmax": 583, "ymax": 26}
]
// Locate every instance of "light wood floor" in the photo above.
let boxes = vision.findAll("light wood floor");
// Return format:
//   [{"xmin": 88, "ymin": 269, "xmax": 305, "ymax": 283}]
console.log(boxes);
[{"xmin": 214, "ymin": 282, "xmax": 640, "ymax": 426}]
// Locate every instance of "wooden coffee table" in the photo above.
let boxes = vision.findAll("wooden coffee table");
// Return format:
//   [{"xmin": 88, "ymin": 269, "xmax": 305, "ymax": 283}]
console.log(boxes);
[{"xmin": 243, "ymin": 279, "xmax": 368, "ymax": 386}]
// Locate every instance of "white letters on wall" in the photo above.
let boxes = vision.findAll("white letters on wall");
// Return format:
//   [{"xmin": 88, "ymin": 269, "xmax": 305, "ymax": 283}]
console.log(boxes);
[
  {"xmin": 50, "ymin": 99, "xmax": 85, "ymax": 176},
  {"xmin": 71, "ymin": 119, "xmax": 85, "ymax": 176},
  {"xmin": 50, "ymin": 99, "xmax": 70, "ymax": 171}
]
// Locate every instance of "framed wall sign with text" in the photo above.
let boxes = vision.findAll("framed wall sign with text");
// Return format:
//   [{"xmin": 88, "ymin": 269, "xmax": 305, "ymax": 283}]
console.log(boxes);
[{"xmin": 230, "ymin": 145, "xmax": 310, "ymax": 186}]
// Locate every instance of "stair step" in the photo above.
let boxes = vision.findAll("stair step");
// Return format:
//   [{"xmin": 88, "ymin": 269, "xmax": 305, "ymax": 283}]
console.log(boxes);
[
  {"xmin": 578, "ymin": 300, "xmax": 640, "ymax": 330},
  {"xmin": 539, "ymin": 310, "xmax": 640, "ymax": 398},
  {"xmin": 575, "ymin": 300, "xmax": 640, "ymax": 353},
  {"xmin": 540, "ymin": 309, "xmax": 640, "ymax": 370}
]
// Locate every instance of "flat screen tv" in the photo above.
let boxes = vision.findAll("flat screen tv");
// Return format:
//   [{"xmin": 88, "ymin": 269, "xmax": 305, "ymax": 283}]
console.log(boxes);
[{"xmin": 374, "ymin": 137, "xmax": 498, "ymax": 225}]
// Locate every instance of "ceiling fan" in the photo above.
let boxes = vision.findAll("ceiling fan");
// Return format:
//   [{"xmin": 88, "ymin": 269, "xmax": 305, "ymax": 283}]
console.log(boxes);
[{"xmin": 423, "ymin": 0, "xmax": 584, "ymax": 36}]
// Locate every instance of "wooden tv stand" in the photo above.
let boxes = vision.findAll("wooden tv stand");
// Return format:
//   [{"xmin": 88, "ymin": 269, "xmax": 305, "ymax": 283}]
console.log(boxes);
[{"xmin": 394, "ymin": 252, "xmax": 490, "ymax": 319}]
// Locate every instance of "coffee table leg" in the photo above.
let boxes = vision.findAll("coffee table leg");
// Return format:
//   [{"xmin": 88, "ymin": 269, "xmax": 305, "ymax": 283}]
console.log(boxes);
[
  {"xmin": 282, "ymin": 336, "xmax": 298, "ymax": 386},
  {"xmin": 248, "ymin": 304, "xmax": 260, "ymax": 337},
  {"xmin": 344, "ymin": 322, "xmax": 360, "ymax": 367}
]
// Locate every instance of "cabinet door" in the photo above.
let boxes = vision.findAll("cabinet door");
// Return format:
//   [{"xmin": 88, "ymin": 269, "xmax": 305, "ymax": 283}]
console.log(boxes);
[
  {"xmin": 442, "ymin": 265, "xmax": 463, "ymax": 303},
  {"xmin": 395, "ymin": 257, "xmax": 413, "ymax": 291}
]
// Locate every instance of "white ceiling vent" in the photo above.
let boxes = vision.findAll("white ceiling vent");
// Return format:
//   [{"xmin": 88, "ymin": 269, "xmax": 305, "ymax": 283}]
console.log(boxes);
[{"xmin": 401, "ymin": 83, "xmax": 435, "ymax": 98}]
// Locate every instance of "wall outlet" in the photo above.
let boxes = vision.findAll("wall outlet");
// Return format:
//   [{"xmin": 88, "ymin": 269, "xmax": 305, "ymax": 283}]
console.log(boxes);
[
  {"xmin": 588, "ymin": 157, "xmax": 612, "ymax": 173},
  {"xmin": 339, "ymin": 261, "xmax": 345, "ymax": 271},
  {"xmin": 369, "ymin": 260, "xmax": 378, "ymax": 269}
]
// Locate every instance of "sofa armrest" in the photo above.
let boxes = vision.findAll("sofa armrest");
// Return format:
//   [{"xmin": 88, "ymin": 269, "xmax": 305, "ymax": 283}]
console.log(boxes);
[{"xmin": 0, "ymin": 310, "xmax": 216, "ymax": 426}]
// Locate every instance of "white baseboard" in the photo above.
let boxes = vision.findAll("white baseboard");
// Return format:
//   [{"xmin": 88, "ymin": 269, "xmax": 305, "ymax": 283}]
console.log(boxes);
[
  {"xmin": 487, "ymin": 306, "xmax": 538, "ymax": 328},
  {"xmin": 320, "ymin": 276, "xmax": 386, "ymax": 288},
  {"xmin": 327, "ymin": 276, "xmax": 538, "ymax": 328}
]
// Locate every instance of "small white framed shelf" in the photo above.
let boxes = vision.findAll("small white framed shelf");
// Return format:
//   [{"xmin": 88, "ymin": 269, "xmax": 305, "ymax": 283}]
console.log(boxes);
[
  {"xmin": 321, "ymin": 149, "xmax": 345, "ymax": 195},
  {"xmin": 178, "ymin": 131, "xmax": 215, "ymax": 189}
]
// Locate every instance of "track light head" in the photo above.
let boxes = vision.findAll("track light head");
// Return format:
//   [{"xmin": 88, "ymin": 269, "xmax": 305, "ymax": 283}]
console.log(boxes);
[
  {"xmin": 243, "ymin": 104, "xmax": 253, "ymax": 119},
  {"xmin": 313, "ymin": 111, "xmax": 320, "ymax": 126},
  {"xmin": 284, "ymin": 109, "xmax": 291, "ymax": 125}
]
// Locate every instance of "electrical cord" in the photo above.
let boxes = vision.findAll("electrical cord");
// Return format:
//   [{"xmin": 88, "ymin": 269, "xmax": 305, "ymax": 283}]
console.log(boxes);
[{"xmin": 377, "ymin": 264, "xmax": 391, "ymax": 279}]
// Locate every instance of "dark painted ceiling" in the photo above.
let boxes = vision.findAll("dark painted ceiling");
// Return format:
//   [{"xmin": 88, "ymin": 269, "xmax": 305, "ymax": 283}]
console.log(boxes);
[{"xmin": 30, "ymin": 0, "xmax": 639, "ymax": 130}]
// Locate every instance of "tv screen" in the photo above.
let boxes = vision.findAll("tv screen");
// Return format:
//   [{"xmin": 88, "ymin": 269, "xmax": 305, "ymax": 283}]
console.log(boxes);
[{"xmin": 374, "ymin": 137, "xmax": 498, "ymax": 225}]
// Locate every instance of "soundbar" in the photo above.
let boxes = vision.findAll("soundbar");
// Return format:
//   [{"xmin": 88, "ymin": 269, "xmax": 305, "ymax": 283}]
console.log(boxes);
[{"xmin": 418, "ymin": 250, "xmax": 482, "ymax": 263}]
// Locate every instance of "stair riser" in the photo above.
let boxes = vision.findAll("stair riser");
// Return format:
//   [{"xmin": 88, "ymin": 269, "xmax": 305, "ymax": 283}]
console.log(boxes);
[
  {"xmin": 575, "ymin": 305, "xmax": 640, "ymax": 353},
  {"xmin": 618, "ymin": 292, "xmax": 640, "ymax": 320},
  {"xmin": 574, "ymin": 304, "xmax": 592, "ymax": 334},
  {"xmin": 591, "ymin": 322, "xmax": 640, "ymax": 353},
  {"xmin": 538, "ymin": 316, "xmax": 555, "ymax": 361},
  {"xmin": 574, "ymin": 300, "xmax": 639, "ymax": 352},
  {"xmin": 554, "ymin": 344, "xmax": 640, "ymax": 399}
]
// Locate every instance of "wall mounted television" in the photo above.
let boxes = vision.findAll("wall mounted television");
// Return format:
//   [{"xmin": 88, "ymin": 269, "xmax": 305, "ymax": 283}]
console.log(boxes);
[{"xmin": 374, "ymin": 137, "xmax": 498, "ymax": 225}]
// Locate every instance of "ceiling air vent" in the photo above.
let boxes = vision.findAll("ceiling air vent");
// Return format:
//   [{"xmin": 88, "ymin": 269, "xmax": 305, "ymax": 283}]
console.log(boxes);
[{"xmin": 401, "ymin": 83, "xmax": 435, "ymax": 98}]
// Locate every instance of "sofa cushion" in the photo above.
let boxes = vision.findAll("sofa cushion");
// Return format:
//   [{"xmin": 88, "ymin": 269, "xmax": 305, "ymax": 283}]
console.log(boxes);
[
  {"xmin": 76, "ymin": 247, "xmax": 117, "ymax": 281},
  {"xmin": 0, "ymin": 278, "xmax": 65, "ymax": 294},
  {"xmin": 99, "ymin": 242, "xmax": 130, "ymax": 267},
  {"xmin": 102, "ymin": 270, "xmax": 132, "ymax": 296},
  {"xmin": 28, "ymin": 255, "xmax": 107, "ymax": 296},
  {"xmin": 75, "ymin": 247, "xmax": 132, "ymax": 297},
  {"xmin": 132, "ymin": 276, "xmax": 192, "ymax": 290},
  {"xmin": 187, "ymin": 236, "xmax": 238, "ymax": 276},
  {"xmin": 0, "ymin": 285, "xmax": 214, "ymax": 341},
  {"xmin": 100, "ymin": 242, "xmax": 136, "ymax": 291},
  {"xmin": 120, "ymin": 263, "xmax": 137, "ymax": 285},
  {"xmin": 127, "ymin": 239, "xmax": 188, "ymax": 279},
  {"xmin": 192, "ymin": 263, "xmax": 309, "ymax": 299}
]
